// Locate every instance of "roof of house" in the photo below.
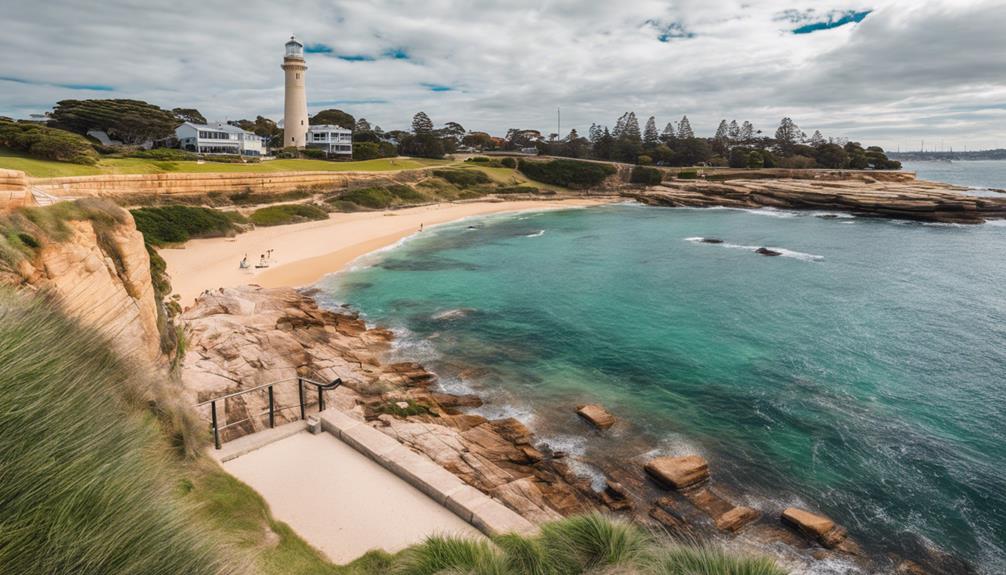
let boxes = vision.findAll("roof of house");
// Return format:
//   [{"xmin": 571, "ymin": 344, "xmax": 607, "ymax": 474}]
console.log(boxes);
[
  {"xmin": 178, "ymin": 122, "xmax": 259, "ymax": 136},
  {"xmin": 308, "ymin": 124, "xmax": 352, "ymax": 133}
]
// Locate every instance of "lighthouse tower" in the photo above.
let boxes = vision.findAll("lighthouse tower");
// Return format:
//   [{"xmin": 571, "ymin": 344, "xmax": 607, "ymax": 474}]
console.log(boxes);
[{"xmin": 282, "ymin": 36, "xmax": 308, "ymax": 148}]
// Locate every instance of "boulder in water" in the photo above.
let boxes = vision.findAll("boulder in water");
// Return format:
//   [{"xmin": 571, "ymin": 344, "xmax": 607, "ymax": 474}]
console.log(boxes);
[
  {"xmin": 816, "ymin": 214, "xmax": 840, "ymax": 219},
  {"xmin": 755, "ymin": 247, "xmax": 782, "ymax": 256},
  {"xmin": 576, "ymin": 404, "xmax": 616, "ymax": 430},
  {"xmin": 781, "ymin": 507, "xmax": 848, "ymax": 549},
  {"xmin": 644, "ymin": 455, "xmax": 710, "ymax": 489},
  {"xmin": 700, "ymin": 237, "xmax": 725, "ymax": 244}
]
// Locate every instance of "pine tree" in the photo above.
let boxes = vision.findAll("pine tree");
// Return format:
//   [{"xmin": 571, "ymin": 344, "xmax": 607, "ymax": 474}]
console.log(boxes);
[
  {"xmin": 809, "ymin": 130, "xmax": 826, "ymax": 147},
  {"xmin": 588, "ymin": 123, "xmax": 602, "ymax": 143},
  {"xmin": 354, "ymin": 118, "xmax": 372, "ymax": 132},
  {"xmin": 566, "ymin": 128, "xmax": 580, "ymax": 142},
  {"xmin": 677, "ymin": 115, "xmax": 694, "ymax": 139},
  {"xmin": 714, "ymin": 120, "xmax": 730, "ymax": 142},
  {"xmin": 623, "ymin": 112, "xmax": 641, "ymax": 141},
  {"xmin": 774, "ymin": 117, "xmax": 801, "ymax": 153},
  {"xmin": 740, "ymin": 121, "xmax": 755, "ymax": 142},
  {"xmin": 643, "ymin": 116, "xmax": 659, "ymax": 145},
  {"xmin": 662, "ymin": 122, "xmax": 676, "ymax": 141},
  {"xmin": 728, "ymin": 120, "xmax": 740, "ymax": 141},
  {"xmin": 612, "ymin": 113, "xmax": 628, "ymax": 139},
  {"xmin": 411, "ymin": 111, "xmax": 433, "ymax": 134}
]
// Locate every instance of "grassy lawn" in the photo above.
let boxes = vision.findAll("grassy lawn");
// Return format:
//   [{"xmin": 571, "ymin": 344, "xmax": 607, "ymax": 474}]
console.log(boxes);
[{"xmin": 0, "ymin": 149, "xmax": 454, "ymax": 178}]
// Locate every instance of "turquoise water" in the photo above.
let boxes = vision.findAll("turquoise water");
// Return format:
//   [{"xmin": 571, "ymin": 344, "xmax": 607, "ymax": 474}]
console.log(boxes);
[{"xmin": 317, "ymin": 205, "xmax": 1005, "ymax": 573}]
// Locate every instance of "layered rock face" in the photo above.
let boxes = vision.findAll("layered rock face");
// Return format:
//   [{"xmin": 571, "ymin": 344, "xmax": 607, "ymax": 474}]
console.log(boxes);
[
  {"xmin": 628, "ymin": 177, "xmax": 1006, "ymax": 223},
  {"xmin": 16, "ymin": 215, "xmax": 161, "ymax": 362},
  {"xmin": 180, "ymin": 286, "xmax": 597, "ymax": 520},
  {"xmin": 0, "ymin": 169, "xmax": 29, "ymax": 209}
]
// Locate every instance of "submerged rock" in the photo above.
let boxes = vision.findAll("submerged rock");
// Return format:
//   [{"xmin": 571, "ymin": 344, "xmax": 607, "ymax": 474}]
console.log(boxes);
[
  {"xmin": 576, "ymin": 404, "xmax": 616, "ymax": 430},
  {"xmin": 755, "ymin": 247, "xmax": 782, "ymax": 256},
  {"xmin": 700, "ymin": 237, "xmax": 725, "ymax": 244},
  {"xmin": 644, "ymin": 455, "xmax": 710, "ymax": 489},
  {"xmin": 781, "ymin": 507, "xmax": 848, "ymax": 549}
]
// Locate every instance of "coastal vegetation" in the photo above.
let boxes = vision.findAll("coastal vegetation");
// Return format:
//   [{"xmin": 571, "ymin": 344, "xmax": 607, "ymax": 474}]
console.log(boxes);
[
  {"xmin": 396, "ymin": 513, "xmax": 785, "ymax": 575},
  {"xmin": 248, "ymin": 203, "xmax": 329, "ymax": 226},
  {"xmin": 131, "ymin": 205, "xmax": 244, "ymax": 246},
  {"xmin": 517, "ymin": 159, "xmax": 617, "ymax": 189},
  {"xmin": 0, "ymin": 118, "xmax": 99, "ymax": 165},
  {"xmin": 49, "ymin": 99, "xmax": 180, "ymax": 144}
]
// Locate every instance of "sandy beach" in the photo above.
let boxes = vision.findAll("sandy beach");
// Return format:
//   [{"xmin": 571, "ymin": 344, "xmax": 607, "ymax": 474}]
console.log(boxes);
[{"xmin": 161, "ymin": 199, "xmax": 610, "ymax": 306}]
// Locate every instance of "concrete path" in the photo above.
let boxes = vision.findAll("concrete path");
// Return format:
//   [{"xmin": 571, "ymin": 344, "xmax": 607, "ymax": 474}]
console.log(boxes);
[{"xmin": 222, "ymin": 430, "xmax": 483, "ymax": 563}]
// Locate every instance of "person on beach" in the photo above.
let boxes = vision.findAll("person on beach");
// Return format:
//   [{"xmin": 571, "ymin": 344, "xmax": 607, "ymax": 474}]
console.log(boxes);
[
  {"xmin": 419, "ymin": 223, "xmax": 424, "ymax": 232},
  {"xmin": 256, "ymin": 254, "xmax": 268, "ymax": 268},
  {"xmin": 239, "ymin": 254, "xmax": 249, "ymax": 269}
]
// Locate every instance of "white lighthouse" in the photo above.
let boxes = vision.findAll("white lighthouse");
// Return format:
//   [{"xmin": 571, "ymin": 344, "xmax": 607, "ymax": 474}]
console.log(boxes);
[{"xmin": 282, "ymin": 36, "xmax": 309, "ymax": 148}]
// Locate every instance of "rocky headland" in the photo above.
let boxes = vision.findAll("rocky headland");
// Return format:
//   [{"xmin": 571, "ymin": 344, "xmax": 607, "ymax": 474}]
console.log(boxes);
[
  {"xmin": 626, "ymin": 174, "xmax": 1006, "ymax": 224},
  {"xmin": 176, "ymin": 284, "xmax": 960, "ymax": 575}
]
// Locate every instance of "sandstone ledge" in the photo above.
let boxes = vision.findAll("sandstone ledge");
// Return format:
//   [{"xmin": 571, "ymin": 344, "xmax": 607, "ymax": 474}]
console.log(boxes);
[{"xmin": 627, "ymin": 177, "xmax": 1006, "ymax": 224}]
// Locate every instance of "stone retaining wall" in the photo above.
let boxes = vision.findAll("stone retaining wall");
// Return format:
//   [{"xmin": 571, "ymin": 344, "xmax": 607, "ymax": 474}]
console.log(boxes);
[
  {"xmin": 0, "ymin": 169, "xmax": 30, "ymax": 209},
  {"xmin": 29, "ymin": 168, "xmax": 428, "ymax": 200}
]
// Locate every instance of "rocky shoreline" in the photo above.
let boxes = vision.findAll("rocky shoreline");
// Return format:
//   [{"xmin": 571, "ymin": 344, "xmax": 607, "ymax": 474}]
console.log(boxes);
[
  {"xmin": 625, "ymin": 175, "xmax": 1006, "ymax": 224},
  {"xmin": 176, "ymin": 284, "xmax": 972, "ymax": 575}
]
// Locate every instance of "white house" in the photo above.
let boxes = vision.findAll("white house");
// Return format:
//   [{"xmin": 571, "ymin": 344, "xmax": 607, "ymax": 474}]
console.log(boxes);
[
  {"xmin": 305, "ymin": 125, "xmax": 352, "ymax": 156},
  {"xmin": 175, "ymin": 122, "xmax": 266, "ymax": 156}
]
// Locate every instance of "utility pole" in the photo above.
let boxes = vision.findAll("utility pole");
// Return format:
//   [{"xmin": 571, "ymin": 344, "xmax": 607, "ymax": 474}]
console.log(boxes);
[{"xmin": 557, "ymin": 107, "xmax": 561, "ymax": 141}]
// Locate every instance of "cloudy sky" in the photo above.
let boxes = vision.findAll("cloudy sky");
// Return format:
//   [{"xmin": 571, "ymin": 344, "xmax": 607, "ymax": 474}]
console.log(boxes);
[{"xmin": 2, "ymin": 0, "xmax": 1004, "ymax": 150}]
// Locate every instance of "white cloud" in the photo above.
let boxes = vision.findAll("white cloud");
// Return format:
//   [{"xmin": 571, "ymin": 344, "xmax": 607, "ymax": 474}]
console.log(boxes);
[{"xmin": 0, "ymin": 0, "xmax": 1003, "ymax": 149}]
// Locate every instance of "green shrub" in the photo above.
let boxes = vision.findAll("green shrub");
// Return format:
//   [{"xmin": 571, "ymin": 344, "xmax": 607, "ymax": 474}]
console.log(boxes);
[
  {"xmin": 353, "ymin": 142, "xmax": 381, "ymax": 160},
  {"xmin": 131, "ymin": 205, "xmax": 238, "ymax": 246},
  {"xmin": 431, "ymin": 169, "xmax": 492, "ymax": 188},
  {"xmin": 249, "ymin": 204, "xmax": 328, "ymax": 226},
  {"xmin": 301, "ymin": 148, "xmax": 328, "ymax": 160},
  {"xmin": 228, "ymin": 188, "xmax": 310, "ymax": 206},
  {"xmin": 637, "ymin": 154, "xmax": 653, "ymax": 166},
  {"xmin": 0, "ymin": 293, "xmax": 234, "ymax": 575},
  {"xmin": 202, "ymin": 154, "xmax": 257, "ymax": 164},
  {"xmin": 495, "ymin": 185, "xmax": 540, "ymax": 195},
  {"xmin": 676, "ymin": 170, "xmax": 699, "ymax": 179},
  {"xmin": 327, "ymin": 200, "xmax": 363, "ymax": 212},
  {"xmin": 467, "ymin": 156, "xmax": 491, "ymax": 163},
  {"xmin": 129, "ymin": 148, "xmax": 198, "ymax": 161},
  {"xmin": 339, "ymin": 187, "xmax": 395, "ymax": 209},
  {"xmin": 386, "ymin": 184, "xmax": 426, "ymax": 203},
  {"xmin": 517, "ymin": 159, "xmax": 616, "ymax": 189},
  {"xmin": 500, "ymin": 157, "xmax": 518, "ymax": 168},
  {"xmin": 0, "ymin": 118, "xmax": 99, "ymax": 165},
  {"xmin": 630, "ymin": 165, "xmax": 663, "ymax": 185}
]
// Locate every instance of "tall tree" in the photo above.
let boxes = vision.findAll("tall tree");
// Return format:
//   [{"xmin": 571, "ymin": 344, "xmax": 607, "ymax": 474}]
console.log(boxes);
[
  {"xmin": 354, "ymin": 118, "xmax": 372, "ymax": 133},
  {"xmin": 809, "ymin": 130, "xmax": 826, "ymax": 147},
  {"xmin": 661, "ymin": 122, "xmax": 676, "ymax": 141},
  {"xmin": 439, "ymin": 121, "xmax": 466, "ymax": 143},
  {"xmin": 714, "ymin": 120, "xmax": 730, "ymax": 142},
  {"xmin": 411, "ymin": 111, "xmax": 434, "ymax": 134},
  {"xmin": 740, "ymin": 121, "xmax": 755, "ymax": 142},
  {"xmin": 622, "ymin": 112, "xmax": 641, "ymax": 142},
  {"xmin": 588, "ymin": 123, "xmax": 602, "ymax": 143},
  {"xmin": 612, "ymin": 113, "xmax": 628, "ymax": 139},
  {"xmin": 643, "ymin": 116, "xmax": 659, "ymax": 145},
  {"xmin": 774, "ymin": 117, "xmax": 802, "ymax": 154},
  {"xmin": 49, "ymin": 99, "xmax": 178, "ymax": 145},
  {"xmin": 310, "ymin": 109, "xmax": 355, "ymax": 129},
  {"xmin": 677, "ymin": 115, "xmax": 694, "ymax": 139},
  {"xmin": 728, "ymin": 120, "xmax": 740, "ymax": 141}
]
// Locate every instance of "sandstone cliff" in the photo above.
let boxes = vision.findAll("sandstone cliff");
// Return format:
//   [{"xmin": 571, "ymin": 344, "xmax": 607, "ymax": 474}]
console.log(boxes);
[{"xmin": 6, "ymin": 208, "xmax": 162, "ymax": 363}]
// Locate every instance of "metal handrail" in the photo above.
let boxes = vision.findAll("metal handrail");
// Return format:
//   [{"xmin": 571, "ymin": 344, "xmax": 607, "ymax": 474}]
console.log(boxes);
[{"xmin": 195, "ymin": 376, "xmax": 342, "ymax": 449}]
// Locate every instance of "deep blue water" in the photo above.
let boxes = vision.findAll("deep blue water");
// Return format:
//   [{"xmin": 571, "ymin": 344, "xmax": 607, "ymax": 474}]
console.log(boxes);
[{"xmin": 317, "ymin": 200, "xmax": 1005, "ymax": 573}]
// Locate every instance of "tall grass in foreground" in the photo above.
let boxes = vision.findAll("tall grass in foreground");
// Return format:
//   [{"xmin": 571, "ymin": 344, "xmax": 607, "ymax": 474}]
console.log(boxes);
[
  {"xmin": 395, "ymin": 513, "xmax": 786, "ymax": 575},
  {"xmin": 0, "ymin": 290, "xmax": 236, "ymax": 575}
]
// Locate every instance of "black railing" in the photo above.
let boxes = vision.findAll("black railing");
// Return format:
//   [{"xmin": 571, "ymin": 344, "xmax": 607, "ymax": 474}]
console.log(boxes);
[{"xmin": 195, "ymin": 376, "xmax": 342, "ymax": 449}]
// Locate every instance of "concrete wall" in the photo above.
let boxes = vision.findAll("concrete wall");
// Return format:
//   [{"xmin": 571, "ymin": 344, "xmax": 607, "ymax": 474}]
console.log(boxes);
[
  {"xmin": 0, "ymin": 169, "xmax": 30, "ymax": 209},
  {"xmin": 29, "ymin": 169, "xmax": 427, "ymax": 200}
]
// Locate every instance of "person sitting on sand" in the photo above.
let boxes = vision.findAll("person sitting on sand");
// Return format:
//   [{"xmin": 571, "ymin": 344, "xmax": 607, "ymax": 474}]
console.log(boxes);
[
  {"xmin": 255, "ymin": 254, "xmax": 268, "ymax": 269},
  {"xmin": 239, "ymin": 254, "xmax": 249, "ymax": 269}
]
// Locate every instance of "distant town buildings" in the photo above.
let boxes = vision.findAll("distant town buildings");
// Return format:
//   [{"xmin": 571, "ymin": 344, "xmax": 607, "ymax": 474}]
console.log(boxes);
[{"xmin": 175, "ymin": 122, "xmax": 266, "ymax": 156}]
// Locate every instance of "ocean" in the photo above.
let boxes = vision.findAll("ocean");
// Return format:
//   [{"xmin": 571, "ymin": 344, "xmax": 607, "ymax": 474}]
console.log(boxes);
[{"xmin": 315, "ymin": 166, "xmax": 1006, "ymax": 574}]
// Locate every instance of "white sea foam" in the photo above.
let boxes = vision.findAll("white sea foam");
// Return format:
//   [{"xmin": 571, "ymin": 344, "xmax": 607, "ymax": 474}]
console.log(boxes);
[
  {"xmin": 684, "ymin": 237, "xmax": 824, "ymax": 261},
  {"xmin": 524, "ymin": 230, "xmax": 545, "ymax": 238}
]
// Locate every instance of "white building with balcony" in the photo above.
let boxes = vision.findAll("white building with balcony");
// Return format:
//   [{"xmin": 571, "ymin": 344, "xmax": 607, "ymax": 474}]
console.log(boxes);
[
  {"xmin": 175, "ymin": 122, "xmax": 266, "ymax": 156},
  {"xmin": 306, "ymin": 125, "xmax": 352, "ymax": 156}
]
